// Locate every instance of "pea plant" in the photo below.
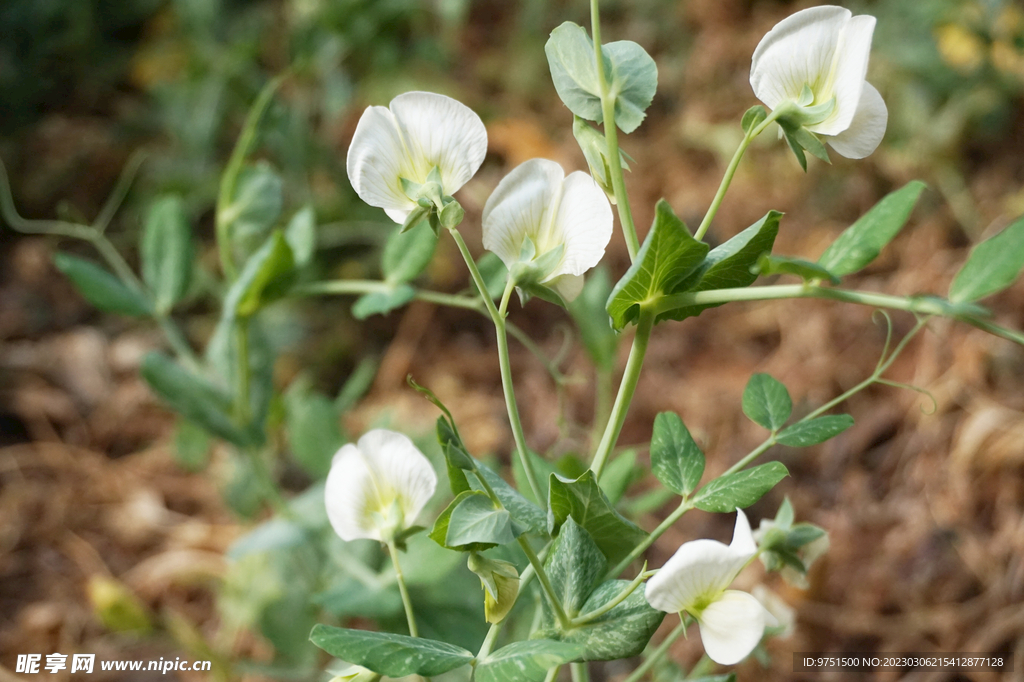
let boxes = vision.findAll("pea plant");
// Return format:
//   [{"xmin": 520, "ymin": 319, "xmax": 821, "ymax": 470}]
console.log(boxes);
[{"xmin": 4, "ymin": 2, "xmax": 1024, "ymax": 681}]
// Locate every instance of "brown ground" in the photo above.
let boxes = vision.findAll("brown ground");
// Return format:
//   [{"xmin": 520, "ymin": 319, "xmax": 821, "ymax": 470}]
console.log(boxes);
[{"xmin": 2, "ymin": 0, "xmax": 1023, "ymax": 680}]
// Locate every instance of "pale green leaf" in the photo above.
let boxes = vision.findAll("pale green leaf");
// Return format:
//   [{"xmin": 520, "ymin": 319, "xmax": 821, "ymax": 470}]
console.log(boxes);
[
  {"xmin": 554, "ymin": 579, "xmax": 664, "ymax": 660},
  {"xmin": 693, "ymin": 461, "xmax": 789, "ymax": 512},
  {"xmin": 53, "ymin": 253, "xmax": 151, "ymax": 317},
  {"xmin": 742, "ymin": 373, "xmax": 792, "ymax": 431},
  {"xmin": 776, "ymin": 415, "xmax": 854, "ymax": 447},
  {"xmin": 949, "ymin": 214, "xmax": 1024, "ymax": 302},
  {"xmin": 351, "ymin": 284, "xmax": 416, "ymax": 319},
  {"xmin": 650, "ymin": 412, "xmax": 704, "ymax": 496},
  {"xmin": 446, "ymin": 492, "xmax": 516, "ymax": 547},
  {"xmin": 141, "ymin": 194, "xmax": 193, "ymax": 314},
  {"xmin": 308, "ymin": 625, "xmax": 473, "ymax": 677},
  {"xmin": 548, "ymin": 471, "xmax": 647, "ymax": 564},
  {"xmin": 383, "ymin": 220, "xmax": 438, "ymax": 284},
  {"xmin": 475, "ymin": 640, "xmax": 583, "ymax": 682}
]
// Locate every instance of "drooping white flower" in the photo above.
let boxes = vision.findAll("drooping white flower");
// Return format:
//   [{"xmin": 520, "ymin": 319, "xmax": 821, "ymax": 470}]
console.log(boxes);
[
  {"xmin": 645, "ymin": 510, "xmax": 776, "ymax": 666},
  {"xmin": 482, "ymin": 158, "xmax": 612, "ymax": 303},
  {"xmin": 750, "ymin": 6, "xmax": 888, "ymax": 159},
  {"xmin": 325, "ymin": 429, "xmax": 437, "ymax": 543},
  {"xmin": 346, "ymin": 91, "xmax": 488, "ymax": 223}
]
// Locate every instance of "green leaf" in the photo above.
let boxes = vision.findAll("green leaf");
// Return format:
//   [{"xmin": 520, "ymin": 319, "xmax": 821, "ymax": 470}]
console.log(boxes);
[
  {"xmin": 173, "ymin": 418, "xmax": 211, "ymax": 472},
  {"xmin": 548, "ymin": 470, "xmax": 647, "ymax": 564},
  {"xmin": 430, "ymin": 491, "xmax": 498, "ymax": 551},
  {"xmin": 741, "ymin": 105, "xmax": 767, "ymax": 134},
  {"xmin": 568, "ymin": 266, "xmax": 619, "ymax": 371},
  {"xmin": 141, "ymin": 195, "xmax": 193, "ymax": 314},
  {"xmin": 383, "ymin": 220, "xmax": 438, "ymax": 284},
  {"xmin": 284, "ymin": 205, "xmax": 316, "ymax": 268},
  {"xmin": 650, "ymin": 412, "xmax": 704, "ymax": 496},
  {"xmin": 693, "ymin": 461, "xmax": 789, "ymax": 512},
  {"xmin": 818, "ymin": 181, "xmax": 927, "ymax": 276},
  {"xmin": 776, "ymin": 415, "xmax": 854, "ymax": 447},
  {"xmin": 783, "ymin": 128, "xmax": 808, "ymax": 172},
  {"xmin": 315, "ymin": 579, "xmax": 403, "ymax": 620},
  {"xmin": 742, "ymin": 373, "xmax": 792, "ymax": 431},
  {"xmin": 446, "ymin": 493, "xmax": 516, "ymax": 547},
  {"xmin": 607, "ymin": 200, "xmax": 709, "ymax": 329},
  {"xmin": 598, "ymin": 449, "xmax": 638, "ymax": 505},
  {"xmin": 545, "ymin": 22, "xmax": 657, "ymax": 134},
  {"xmin": 205, "ymin": 317, "xmax": 275, "ymax": 432},
  {"xmin": 475, "ymin": 640, "xmax": 583, "ymax": 682},
  {"xmin": 658, "ymin": 211, "xmax": 781, "ymax": 323},
  {"xmin": 284, "ymin": 383, "xmax": 343, "ymax": 478},
  {"xmin": 53, "ymin": 253, "xmax": 151, "ymax": 317},
  {"xmin": 949, "ymin": 214, "xmax": 1024, "ymax": 302},
  {"xmin": 472, "ymin": 464, "xmax": 548, "ymax": 536},
  {"xmin": 223, "ymin": 231, "xmax": 296, "ymax": 319},
  {"xmin": 141, "ymin": 351, "xmax": 256, "ymax": 447},
  {"xmin": 308, "ymin": 625, "xmax": 473, "ymax": 677},
  {"xmin": 544, "ymin": 517, "xmax": 606, "ymax": 617},
  {"xmin": 227, "ymin": 161, "xmax": 283, "ymax": 249},
  {"xmin": 351, "ymin": 284, "xmax": 416, "ymax": 319},
  {"xmin": 754, "ymin": 253, "xmax": 840, "ymax": 284},
  {"xmin": 554, "ymin": 579, "xmax": 664, "ymax": 660},
  {"xmin": 475, "ymin": 253, "xmax": 509, "ymax": 301}
]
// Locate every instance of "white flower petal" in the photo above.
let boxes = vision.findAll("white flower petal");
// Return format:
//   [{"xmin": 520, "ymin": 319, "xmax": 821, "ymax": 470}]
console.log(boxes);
[
  {"xmin": 750, "ymin": 6, "xmax": 852, "ymax": 111},
  {"xmin": 549, "ymin": 273, "xmax": 585, "ymax": 303},
  {"xmin": 389, "ymin": 92, "xmax": 488, "ymax": 195},
  {"xmin": 826, "ymin": 81, "xmax": 887, "ymax": 158},
  {"xmin": 810, "ymin": 14, "xmax": 876, "ymax": 136},
  {"xmin": 550, "ymin": 171, "xmax": 613, "ymax": 278},
  {"xmin": 697, "ymin": 590, "xmax": 769, "ymax": 665},
  {"xmin": 645, "ymin": 510, "xmax": 757, "ymax": 613},
  {"xmin": 482, "ymin": 159, "xmax": 564, "ymax": 268},
  {"xmin": 346, "ymin": 105, "xmax": 417, "ymax": 215},
  {"xmin": 324, "ymin": 429, "xmax": 437, "ymax": 542},
  {"xmin": 325, "ymin": 443, "xmax": 382, "ymax": 541},
  {"xmin": 357, "ymin": 429, "xmax": 437, "ymax": 526}
]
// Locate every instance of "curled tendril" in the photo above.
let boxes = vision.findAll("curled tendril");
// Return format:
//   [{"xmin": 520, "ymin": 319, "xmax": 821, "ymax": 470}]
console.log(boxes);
[{"xmin": 875, "ymin": 378, "xmax": 939, "ymax": 415}]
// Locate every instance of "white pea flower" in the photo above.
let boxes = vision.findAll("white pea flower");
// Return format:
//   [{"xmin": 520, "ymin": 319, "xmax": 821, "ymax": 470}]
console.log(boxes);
[
  {"xmin": 750, "ymin": 5, "xmax": 888, "ymax": 159},
  {"xmin": 645, "ymin": 510, "xmax": 776, "ymax": 666},
  {"xmin": 482, "ymin": 158, "xmax": 612, "ymax": 303},
  {"xmin": 330, "ymin": 665, "xmax": 381, "ymax": 682},
  {"xmin": 346, "ymin": 91, "xmax": 488, "ymax": 223},
  {"xmin": 325, "ymin": 429, "xmax": 437, "ymax": 543}
]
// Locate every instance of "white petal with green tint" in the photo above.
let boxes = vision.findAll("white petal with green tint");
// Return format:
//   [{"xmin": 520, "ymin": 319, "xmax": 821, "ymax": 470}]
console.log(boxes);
[
  {"xmin": 826, "ymin": 82, "xmax": 888, "ymax": 159},
  {"xmin": 325, "ymin": 429, "xmax": 437, "ymax": 542},
  {"xmin": 346, "ymin": 92, "xmax": 487, "ymax": 223},
  {"xmin": 644, "ymin": 509, "xmax": 756, "ymax": 613},
  {"xmin": 697, "ymin": 590, "xmax": 770, "ymax": 665},
  {"xmin": 482, "ymin": 158, "xmax": 612, "ymax": 301}
]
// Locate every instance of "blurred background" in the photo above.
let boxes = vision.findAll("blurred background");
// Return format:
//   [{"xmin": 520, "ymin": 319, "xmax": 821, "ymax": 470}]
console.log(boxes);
[{"xmin": 1, "ymin": 0, "xmax": 1023, "ymax": 679}]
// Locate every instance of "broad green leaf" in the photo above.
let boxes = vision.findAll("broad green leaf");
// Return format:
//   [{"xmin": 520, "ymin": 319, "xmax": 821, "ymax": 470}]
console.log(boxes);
[
  {"xmin": 352, "ymin": 284, "xmax": 416, "ymax": 319},
  {"xmin": 949, "ymin": 214, "xmax": 1024, "ymax": 302},
  {"xmin": 223, "ymin": 230, "xmax": 296, "ymax": 319},
  {"xmin": 598, "ymin": 449, "xmax": 637, "ymax": 505},
  {"xmin": 227, "ymin": 161, "xmax": 283, "ymax": 249},
  {"xmin": 650, "ymin": 412, "xmax": 704, "ymax": 496},
  {"xmin": 475, "ymin": 640, "xmax": 583, "ymax": 682},
  {"xmin": 446, "ymin": 492, "xmax": 516, "ymax": 547},
  {"xmin": 818, "ymin": 181, "xmax": 926, "ymax": 276},
  {"xmin": 383, "ymin": 220, "xmax": 438, "ymax": 284},
  {"xmin": 472, "ymin": 464, "xmax": 548, "ymax": 536},
  {"xmin": 754, "ymin": 253, "xmax": 840, "ymax": 284},
  {"xmin": 141, "ymin": 195, "xmax": 193, "ymax": 314},
  {"xmin": 284, "ymin": 205, "xmax": 316, "ymax": 268},
  {"xmin": 607, "ymin": 200, "xmax": 709, "ymax": 329},
  {"xmin": 568, "ymin": 266, "xmax": 618, "ymax": 371},
  {"xmin": 430, "ymin": 491, "xmax": 497, "ymax": 552},
  {"xmin": 742, "ymin": 373, "xmax": 792, "ymax": 431},
  {"xmin": 141, "ymin": 351, "xmax": 256, "ymax": 447},
  {"xmin": 53, "ymin": 253, "xmax": 151, "ymax": 317},
  {"xmin": 544, "ymin": 517, "xmax": 606, "ymax": 617},
  {"xmin": 284, "ymin": 383, "xmax": 343, "ymax": 478},
  {"xmin": 553, "ymin": 579, "xmax": 664, "ymax": 660},
  {"xmin": 776, "ymin": 415, "xmax": 854, "ymax": 447},
  {"xmin": 173, "ymin": 418, "xmax": 211, "ymax": 472},
  {"xmin": 692, "ymin": 461, "xmax": 789, "ymax": 512},
  {"xmin": 658, "ymin": 211, "xmax": 781, "ymax": 323},
  {"xmin": 308, "ymin": 625, "xmax": 474, "ymax": 677},
  {"xmin": 545, "ymin": 22, "xmax": 657, "ymax": 134},
  {"xmin": 548, "ymin": 470, "xmax": 647, "ymax": 564}
]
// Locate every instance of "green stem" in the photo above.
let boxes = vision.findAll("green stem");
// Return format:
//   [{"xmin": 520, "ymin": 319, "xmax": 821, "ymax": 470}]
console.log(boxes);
[
  {"xmin": 543, "ymin": 666, "xmax": 561, "ymax": 682},
  {"xmin": 292, "ymin": 279, "xmax": 483, "ymax": 311},
  {"xmin": 591, "ymin": 0, "xmax": 639, "ymax": 260},
  {"xmin": 518, "ymin": 537, "xmax": 573, "ymax": 630},
  {"xmin": 591, "ymin": 308, "xmax": 654, "ymax": 479},
  {"xmin": 621, "ymin": 618, "xmax": 688, "ymax": 682},
  {"xmin": 216, "ymin": 74, "xmax": 286, "ymax": 282},
  {"xmin": 573, "ymin": 563, "xmax": 646, "ymax": 625},
  {"xmin": 93, "ymin": 150, "xmax": 147, "ymax": 234},
  {"xmin": 386, "ymin": 540, "xmax": 419, "ymax": 638},
  {"xmin": 693, "ymin": 109, "xmax": 782, "ymax": 242},
  {"xmin": 447, "ymin": 228, "xmax": 502, "ymax": 321},
  {"xmin": 476, "ymin": 622, "xmax": 502, "ymax": 661},
  {"xmin": 571, "ymin": 661, "xmax": 590, "ymax": 682},
  {"xmin": 606, "ymin": 499, "xmax": 691, "ymax": 579},
  {"xmin": 655, "ymin": 283, "xmax": 974, "ymax": 318}
]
